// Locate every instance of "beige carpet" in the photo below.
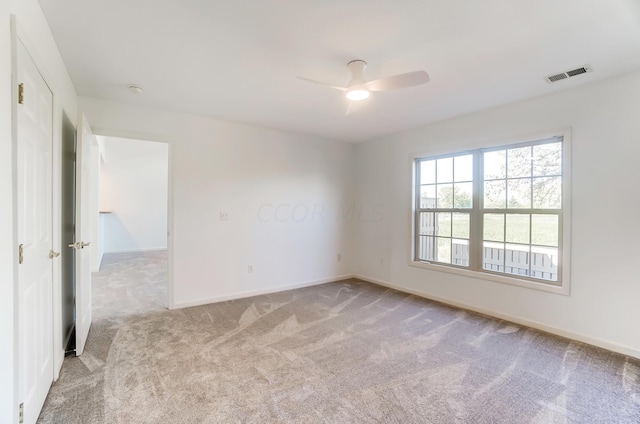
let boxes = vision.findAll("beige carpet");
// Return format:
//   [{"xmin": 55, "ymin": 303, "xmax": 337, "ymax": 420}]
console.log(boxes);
[{"xmin": 38, "ymin": 251, "xmax": 640, "ymax": 423}]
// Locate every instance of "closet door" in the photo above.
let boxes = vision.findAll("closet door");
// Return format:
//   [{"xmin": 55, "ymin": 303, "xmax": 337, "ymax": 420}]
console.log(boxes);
[{"xmin": 17, "ymin": 39, "xmax": 54, "ymax": 424}]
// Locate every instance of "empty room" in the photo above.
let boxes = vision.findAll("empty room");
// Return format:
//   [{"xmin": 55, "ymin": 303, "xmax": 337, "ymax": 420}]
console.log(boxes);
[{"xmin": 1, "ymin": 0, "xmax": 640, "ymax": 423}]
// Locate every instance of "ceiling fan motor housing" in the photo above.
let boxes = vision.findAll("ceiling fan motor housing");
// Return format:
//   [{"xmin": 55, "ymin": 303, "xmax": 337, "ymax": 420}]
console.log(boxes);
[
  {"xmin": 347, "ymin": 60, "xmax": 367, "ymax": 85},
  {"xmin": 346, "ymin": 60, "xmax": 370, "ymax": 100}
]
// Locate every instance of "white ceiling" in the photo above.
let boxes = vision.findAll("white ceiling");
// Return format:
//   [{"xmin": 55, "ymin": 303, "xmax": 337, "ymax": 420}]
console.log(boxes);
[{"xmin": 39, "ymin": 0, "xmax": 640, "ymax": 142}]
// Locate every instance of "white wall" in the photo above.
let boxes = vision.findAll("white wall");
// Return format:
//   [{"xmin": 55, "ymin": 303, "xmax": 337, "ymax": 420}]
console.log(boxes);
[
  {"xmin": 91, "ymin": 140, "xmax": 101, "ymax": 270},
  {"xmin": 79, "ymin": 96, "xmax": 355, "ymax": 308},
  {"xmin": 98, "ymin": 136, "xmax": 169, "ymax": 254},
  {"xmin": 354, "ymin": 71, "xmax": 640, "ymax": 358},
  {"xmin": 1, "ymin": 1, "xmax": 78, "ymax": 422}
]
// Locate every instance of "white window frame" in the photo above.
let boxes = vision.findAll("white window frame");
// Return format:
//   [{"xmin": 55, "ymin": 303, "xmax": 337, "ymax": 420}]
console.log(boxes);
[{"xmin": 410, "ymin": 130, "xmax": 571, "ymax": 295}]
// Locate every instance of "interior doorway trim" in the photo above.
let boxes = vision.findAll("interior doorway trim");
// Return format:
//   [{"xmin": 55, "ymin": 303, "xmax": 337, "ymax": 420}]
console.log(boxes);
[{"xmin": 92, "ymin": 128, "xmax": 175, "ymax": 309}]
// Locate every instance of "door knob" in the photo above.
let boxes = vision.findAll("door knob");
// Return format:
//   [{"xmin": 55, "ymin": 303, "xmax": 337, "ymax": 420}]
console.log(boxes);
[
  {"xmin": 68, "ymin": 242, "xmax": 79, "ymax": 249},
  {"xmin": 80, "ymin": 241, "xmax": 91, "ymax": 248},
  {"xmin": 49, "ymin": 250, "xmax": 60, "ymax": 259}
]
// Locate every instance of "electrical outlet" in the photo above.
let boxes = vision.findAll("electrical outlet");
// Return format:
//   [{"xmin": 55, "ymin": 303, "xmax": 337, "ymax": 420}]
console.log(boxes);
[
  {"xmin": 337, "ymin": 253, "xmax": 341, "ymax": 262},
  {"xmin": 220, "ymin": 211, "xmax": 229, "ymax": 221},
  {"xmin": 248, "ymin": 265, "xmax": 253, "ymax": 273}
]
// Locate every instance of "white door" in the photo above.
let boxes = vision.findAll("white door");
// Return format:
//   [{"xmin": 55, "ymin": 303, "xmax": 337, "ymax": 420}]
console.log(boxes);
[
  {"xmin": 73, "ymin": 114, "xmax": 94, "ymax": 355},
  {"xmin": 17, "ymin": 40, "xmax": 54, "ymax": 424}
]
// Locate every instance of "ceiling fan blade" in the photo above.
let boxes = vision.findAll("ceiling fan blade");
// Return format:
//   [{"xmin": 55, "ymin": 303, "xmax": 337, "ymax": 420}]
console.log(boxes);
[
  {"xmin": 297, "ymin": 76, "xmax": 347, "ymax": 91},
  {"xmin": 366, "ymin": 70, "xmax": 430, "ymax": 92},
  {"xmin": 345, "ymin": 101, "xmax": 356, "ymax": 116},
  {"xmin": 345, "ymin": 98, "xmax": 368, "ymax": 116}
]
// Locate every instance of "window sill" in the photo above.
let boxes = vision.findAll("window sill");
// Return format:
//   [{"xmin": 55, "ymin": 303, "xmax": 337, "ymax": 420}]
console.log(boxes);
[{"xmin": 408, "ymin": 260, "xmax": 570, "ymax": 295}]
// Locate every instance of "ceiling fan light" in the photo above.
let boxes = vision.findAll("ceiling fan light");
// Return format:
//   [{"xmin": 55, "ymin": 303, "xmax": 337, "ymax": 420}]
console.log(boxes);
[{"xmin": 346, "ymin": 88, "xmax": 370, "ymax": 101}]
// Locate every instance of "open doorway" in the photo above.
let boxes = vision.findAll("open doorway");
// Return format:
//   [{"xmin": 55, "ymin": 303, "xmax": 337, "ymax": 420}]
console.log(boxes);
[{"xmin": 93, "ymin": 136, "xmax": 169, "ymax": 319}]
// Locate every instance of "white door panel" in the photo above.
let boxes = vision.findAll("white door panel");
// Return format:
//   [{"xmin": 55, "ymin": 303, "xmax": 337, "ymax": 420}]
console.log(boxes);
[
  {"xmin": 17, "ymin": 40, "xmax": 54, "ymax": 424},
  {"xmin": 74, "ymin": 114, "xmax": 94, "ymax": 356}
]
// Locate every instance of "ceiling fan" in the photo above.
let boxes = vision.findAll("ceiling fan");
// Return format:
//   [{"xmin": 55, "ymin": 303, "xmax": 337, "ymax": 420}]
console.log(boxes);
[{"xmin": 298, "ymin": 60, "xmax": 430, "ymax": 113}]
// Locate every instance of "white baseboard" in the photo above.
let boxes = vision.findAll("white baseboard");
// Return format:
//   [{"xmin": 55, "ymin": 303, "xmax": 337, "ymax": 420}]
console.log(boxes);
[
  {"xmin": 93, "ymin": 251, "xmax": 104, "ymax": 273},
  {"xmin": 171, "ymin": 274, "xmax": 355, "ymax": 310},
  {"xmin": 103, "ymin": 247, "xmax": 167, "ymax": 254},
  {"xmin": 355, "ymin": 274, "xmax": 640, "ymax": 360}
]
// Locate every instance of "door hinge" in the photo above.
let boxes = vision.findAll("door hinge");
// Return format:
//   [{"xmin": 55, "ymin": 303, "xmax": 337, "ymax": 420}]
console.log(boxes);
[
  {"xmin": 18, "ymin": 244, "xmax": 24, "ymax": 265},
  {"xmin": 19, "ymin": 403, "xmax": 24, "ymax": 423},
  {"xmin": 18, "ymin": 83, "xmax": 24, "ymax": 104}
]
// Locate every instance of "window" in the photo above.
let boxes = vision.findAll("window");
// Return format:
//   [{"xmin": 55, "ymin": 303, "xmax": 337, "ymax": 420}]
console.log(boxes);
[{"xmin": 413, "ymin": 136, "xmax": 569, "ymax": 291}]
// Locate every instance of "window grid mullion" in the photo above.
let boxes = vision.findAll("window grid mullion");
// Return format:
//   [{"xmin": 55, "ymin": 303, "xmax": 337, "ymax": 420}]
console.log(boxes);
[
  {"xmin": 527, "ymin": 145, "xmax": 533, "ymax": 277},
  {"xmin": 414, "ymin": 160, "xmax": 421, "ymax": 262},
  {"xmin": 469, "ymin": 151, "xmax": 483, "ymax": 271}
]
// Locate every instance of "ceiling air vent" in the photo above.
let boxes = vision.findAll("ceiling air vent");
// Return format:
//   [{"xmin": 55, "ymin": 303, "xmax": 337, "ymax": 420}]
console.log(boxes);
[{"xmin": 545, "ymin": 65, "xmax": 592, "ymax": 83}]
